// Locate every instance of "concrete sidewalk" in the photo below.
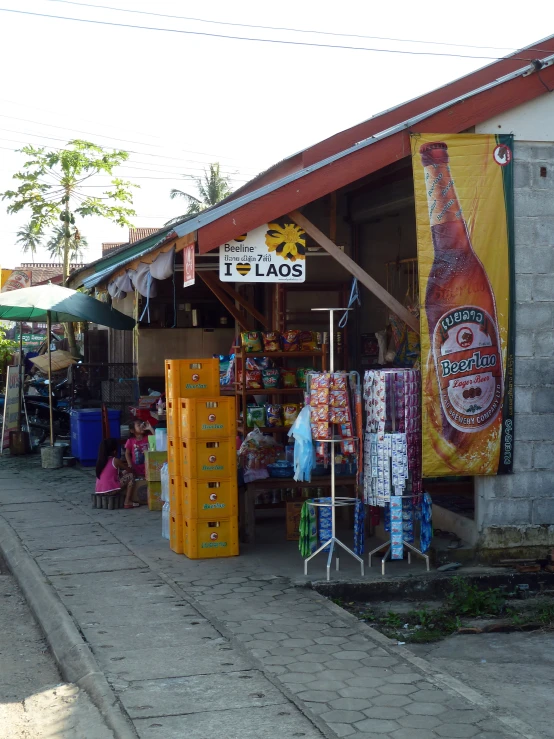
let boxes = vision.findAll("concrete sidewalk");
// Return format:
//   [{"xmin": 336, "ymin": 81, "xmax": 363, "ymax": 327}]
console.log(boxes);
[{"xmin": 0, "ymin": 454, "xmax": 541, "ymax": 739}]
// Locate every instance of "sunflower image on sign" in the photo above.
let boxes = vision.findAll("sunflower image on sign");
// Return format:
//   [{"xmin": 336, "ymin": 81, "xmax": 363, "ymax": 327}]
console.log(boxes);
[{"xmin": 265, "ymin": 220, "xmax": 306, "ymax": 262}]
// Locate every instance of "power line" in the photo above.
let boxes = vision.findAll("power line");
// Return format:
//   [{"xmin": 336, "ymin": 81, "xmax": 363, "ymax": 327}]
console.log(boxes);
[
  {"xmin": 0, "ymin": 7, "xmax": 536, "ymax": 61},
  {"xmin": 45, "ymin": 0, "xmax": 552, "ymax": 54}
]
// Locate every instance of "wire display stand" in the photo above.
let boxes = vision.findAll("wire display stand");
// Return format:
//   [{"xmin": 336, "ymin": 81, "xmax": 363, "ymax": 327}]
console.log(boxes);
[
  {"xmin": 303, "ymin": 308, "xmax": 364, "ymax": 581},
  {"xmin": 364, "ymin": 367, "xmax": 430, "ymax": 576}
]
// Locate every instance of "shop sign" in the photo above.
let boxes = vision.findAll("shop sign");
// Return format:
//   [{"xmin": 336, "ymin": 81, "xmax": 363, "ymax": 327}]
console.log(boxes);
[
  {"xmin": 1, "ymin": 366, "xmax": 20, "ymax": 451},
  {"xmin": 1, "ymin": 269, "xmax": 31, "ymax": 292},
  {"xmin": 16, "ymin": 333, "xmax": 46, "ymax": 349},
  {"xmin": 219, "ymin": 220, "xmax": 306, "ymax": 282},
  {"xmin": 412, "ymin": 133, "xmax": 515, "ymax": 477},
  {"xmin": 183, "ymin": 244, "xmax": 195, "ymax": 288}
]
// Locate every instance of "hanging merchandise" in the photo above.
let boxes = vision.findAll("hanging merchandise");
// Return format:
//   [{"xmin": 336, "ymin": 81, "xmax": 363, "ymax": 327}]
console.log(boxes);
[
  {"xmin": 353, "ymin": 499, "xmax": 365, "ymax": 556},
  {"xmin": 390, "ymin": 495, "xmax": 403, "ymax": 560},
  {"xmin": 420, "ymin": 492, "xmax": 433, "ymax": 553},
  {"xmin": 288, "ymin": 405, "xmax": 316, "ymax": 483},
  {"xmin": 298, "ymin": 501, "xmax": 318, "ymax": 558}
]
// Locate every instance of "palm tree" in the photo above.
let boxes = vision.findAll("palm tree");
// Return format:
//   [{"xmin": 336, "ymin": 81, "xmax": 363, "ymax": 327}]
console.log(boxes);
[
  {"xmin": 166, "ymin": 163, "xmax": 233, "ymax": 225},
  {"xmin": 46, "ymin": 226, "xmax": 88, "ymax": 263},
  {"xmin": 16, "ymin": 221, "xmax": 43, "ymax": 261}
]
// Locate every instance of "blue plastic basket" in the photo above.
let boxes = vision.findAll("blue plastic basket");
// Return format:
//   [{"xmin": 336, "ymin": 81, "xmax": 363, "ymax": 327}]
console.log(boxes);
[{"xmin": 267, "ymin": 462, "xmax": 294, "ymax": 478}]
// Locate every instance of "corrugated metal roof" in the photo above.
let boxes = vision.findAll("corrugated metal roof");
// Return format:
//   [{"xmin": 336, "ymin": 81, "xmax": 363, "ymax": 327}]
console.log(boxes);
[{"xmin": 128, "ymin": 227, "xmax": 159, "ymax": 244}]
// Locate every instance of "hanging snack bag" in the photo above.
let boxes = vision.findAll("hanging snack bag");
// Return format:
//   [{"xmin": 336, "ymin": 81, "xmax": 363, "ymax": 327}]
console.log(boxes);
[
  {"xmin": 299, "ymin": 330, "xmax": 318, "ymax": 351},
  {"xmin": 296, "ymin": 367, "xmax": 314, "ymax": 389},
  {"xmin": 281, "ymin": 368, "xmax": 297, "ymax": 388},
  {"xmin": 330, "ymin": 389, "xmax": 348, "ymax": 408},
  {"xmin": 282, "ymin": 330, "xmax": 300, "ymax": 351},
  {"xmin": 311, "ymin": 421, "xmax": 330, "ymax": 440},
  {"xmin": 262, "ymin": 367, "xmax": 281, "ymax": 389},
  {"xmin": 247, "ymin": 405, "xmax": 265, "ymax": 428},
  {"xmin": 331, "ymin": 373, "xmax": 348, "ymax": 391},
  {"xmin": 283, "ymin": 403, "xmax": 300, "ymax": 427},
  {"xmin": 246, "ymin": 356, "xmax": 273, "ymax": 371},
  {"xmin": 265, "ymin": 403, "xmax": 283, "ymax": 427},
  {"xmin": 262, "ymin": 331, "xmax": 281, "ymax": 352},
  {"xmin": 246, "ymin": 370, "xmax": 263, "ymax": 389},
  {"xmin": 241, "ymin": 331, "xmax": 263, "ymax": 353}
]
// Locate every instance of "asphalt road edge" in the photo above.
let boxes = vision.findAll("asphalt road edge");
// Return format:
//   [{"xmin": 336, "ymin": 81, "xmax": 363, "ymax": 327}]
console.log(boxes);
[{"xmin": 0, "ymin": 515, "xmax": 138, "ymax": 739}]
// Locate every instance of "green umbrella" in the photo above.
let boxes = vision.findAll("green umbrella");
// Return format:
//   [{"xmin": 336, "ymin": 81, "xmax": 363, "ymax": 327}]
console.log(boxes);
[{"xmin": 0, "ymin": 283, "xmax": 135, "ymax": 446}]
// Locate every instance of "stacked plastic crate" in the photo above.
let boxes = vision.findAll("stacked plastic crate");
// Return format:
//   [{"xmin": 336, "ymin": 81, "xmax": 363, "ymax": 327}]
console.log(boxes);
[{"xmin": 165, "ymin": 358, "xmax": 239, "ymax": 558}]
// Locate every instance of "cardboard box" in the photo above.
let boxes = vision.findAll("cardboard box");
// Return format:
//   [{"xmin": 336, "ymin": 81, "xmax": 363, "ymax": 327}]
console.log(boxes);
[
  {"xmin": 286, "ymin": 501, "xmax": 304, "ymax": 541},
  {"xmin": 147, "ymin": 481, "xmax": 163, "ymax": 511},
  {"xmin": 145, "ymin": 451, "xmax": 167, "ymax": 481}
]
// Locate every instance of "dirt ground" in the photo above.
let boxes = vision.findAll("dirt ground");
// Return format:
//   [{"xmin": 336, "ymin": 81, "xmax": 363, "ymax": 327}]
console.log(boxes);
[{"xmin": 0, "ymin": 564, "xmax": 113, "ymax": 739}]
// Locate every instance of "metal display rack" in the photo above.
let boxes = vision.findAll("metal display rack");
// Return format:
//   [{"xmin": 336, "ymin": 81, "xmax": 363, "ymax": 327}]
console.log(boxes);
[
  {"xmin": 303, "ymin": 308, "xmax": 364, "ymax": 581},
  {"xmin": 364, "ymin": 367, "xmax": 429, "ymax": 576}
]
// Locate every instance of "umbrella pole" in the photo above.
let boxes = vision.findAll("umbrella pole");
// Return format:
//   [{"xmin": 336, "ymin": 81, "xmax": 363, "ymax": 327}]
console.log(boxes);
[
  {"xmin": 47, "ymin": 311, "xmax": 54, "ymax": 446},
  {"xmin": 18, "ymin": 322, "xmax": 23, "ymax": 433}
]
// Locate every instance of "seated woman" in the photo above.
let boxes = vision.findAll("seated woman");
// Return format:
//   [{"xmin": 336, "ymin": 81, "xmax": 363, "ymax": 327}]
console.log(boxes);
[{"xmin": 95, "ymin": 438, "xmax": 137, "ymax": 509}]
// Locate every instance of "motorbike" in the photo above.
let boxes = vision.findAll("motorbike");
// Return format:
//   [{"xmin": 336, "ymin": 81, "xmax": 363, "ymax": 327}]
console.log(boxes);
[{"xmin": 0, "ymin": 377, "xmax": 71, "ymax": 445}]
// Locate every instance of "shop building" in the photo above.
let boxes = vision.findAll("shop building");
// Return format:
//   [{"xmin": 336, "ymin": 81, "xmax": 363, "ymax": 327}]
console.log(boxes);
[{"xmin": 69, "ymin": 37, "xmax": 554, "ymax": 557}]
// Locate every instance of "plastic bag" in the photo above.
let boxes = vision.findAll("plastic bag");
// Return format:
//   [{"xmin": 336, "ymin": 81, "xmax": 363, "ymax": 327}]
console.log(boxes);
[
  {"xmin": 288, "ymin": 405, "xmax": 316, "ymax": 482},
  {"xmin": 160, "ymin": 463, "xmax": 169, "ymax": 502}
]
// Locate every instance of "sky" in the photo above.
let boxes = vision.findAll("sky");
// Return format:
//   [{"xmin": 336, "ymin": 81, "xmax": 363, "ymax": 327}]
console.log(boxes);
[{"xmin": 0, "ymin": 0, "xmax": 551, "ymax": 268}]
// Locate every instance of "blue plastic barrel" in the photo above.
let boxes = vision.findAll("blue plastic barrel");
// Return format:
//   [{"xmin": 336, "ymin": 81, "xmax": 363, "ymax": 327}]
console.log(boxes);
[{"xmin": 70, "ymin": 409, "xmax": 122, "ymax": 466}]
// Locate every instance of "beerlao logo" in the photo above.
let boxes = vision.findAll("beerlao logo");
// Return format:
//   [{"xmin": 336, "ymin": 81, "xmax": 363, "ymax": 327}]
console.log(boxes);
[
  {"xmin": 208, "ymin": 413, "xmax": 216, "ymax": 423},
  {"xmin": 209, "ymin": 493, "xmax": 218, "ymax": 501},
  {"xmin": 208, "ymin": 454, "xmax": 216, "ymax": 463},
  {"xmin": 210, "ymin": 532, "xmax": 219, "ymax": 541},
  {"xmin": 493, "ymin": 144, "xmax": 512, "ymax": 166},
  {"xmin": 457, "ymin": 327, "xmax": 473, "ymax": 349},
  {"xmin": 191, "ymin": 373, "xmax": 200, "ymax": 382}
]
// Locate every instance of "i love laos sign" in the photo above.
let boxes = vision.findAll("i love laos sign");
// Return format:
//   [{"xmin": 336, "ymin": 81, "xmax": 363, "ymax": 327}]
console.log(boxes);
[{"xmin": 219, "ymin": 220, "xmax": 306, "ymax": 282}]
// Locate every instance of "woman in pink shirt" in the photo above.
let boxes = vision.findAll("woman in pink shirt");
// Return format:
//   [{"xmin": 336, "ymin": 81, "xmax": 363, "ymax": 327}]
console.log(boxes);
[{"xmin": 95, "ymin": 438, "xmax": 137, "ymax": 509}]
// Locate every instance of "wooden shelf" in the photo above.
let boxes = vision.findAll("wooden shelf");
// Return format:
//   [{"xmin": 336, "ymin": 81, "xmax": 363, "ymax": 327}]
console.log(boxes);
[
  {"xmin": 238, "ymin": 425, "xmax": 291, "ymax": 434},
  {"xmin": 244, "ymin": 476, "xmax": 356, "ymax": 490}
]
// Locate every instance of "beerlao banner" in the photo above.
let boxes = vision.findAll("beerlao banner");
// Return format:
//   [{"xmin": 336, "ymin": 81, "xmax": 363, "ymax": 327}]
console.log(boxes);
[{"xmin": 411, "ymin": 133, "xmax": 515, "ymax": 477}]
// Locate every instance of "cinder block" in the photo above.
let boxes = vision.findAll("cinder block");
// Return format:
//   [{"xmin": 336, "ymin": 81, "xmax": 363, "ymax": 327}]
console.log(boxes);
[
  {"xmin": 514, "ymin": 160, "xmax": 532, "ymax": 190},
  {"xmin": 515, "ymin": 189, "xmax": 553, "ymax": 218},
  {"xmin": 515, "ymin": 275, "xmax": 533, "ymax": 303},
  {"xmin": 515, "ymin": 413, "xmax": 554, "ymax": 441},
  {"xmin": 528, "ymin": 144, "xmax": 554, "ymax": 161},
  {"xmin": 533, "ymin": 387, "xmax": 554, "ymax": 413},
  {"xmin": 515, "ymin": 247, "xmax": 554, "ymax": 275},
  {"xmin": 534, "ymin": 330, "xmax": 554, "ymax": 357},
  {"xmin": 533, "ymin": 442, "xmax": 554, "ymax": 470},
  {"xmin": 531, "ymin": 163, "xmax": 554, "ymax": 191},
  {"xmin": 532, "ymin": 498, "xmax": 554, "ymax": 525},
  {"xmin": 532, "ymin": 275, "xmax": 554, "ymax": 302},
  {"xmin": 481, "ymin": 498, "xmax": 532, "ymax": 526},
  {"xmin": 513, "ymin": 441, "xmax": 534, "ymax": 472},
  {"xmin": 514, "ymin": 387, "xmax": 533, "ymax": 413},
  {"xmin": 516, "ymin": 303, "xmax": 552, "ymax": 331},
  {"xmin": 531, "ymin": 217, "xmax": 554, "ymax": 246},
  {"xmin": 514, "ymin": 245, "xmax": 535, "ymax": 273},
  {"xmin": 515, "ymin": 357, "xmax": 554, "ymax": 386},
  {"xmin": 489, "ymin": 472, "xmax": 552, "ymax": 499},
  {"xmin": 515, "ymin": 332, "xmax": 533, "ymax": 357}
]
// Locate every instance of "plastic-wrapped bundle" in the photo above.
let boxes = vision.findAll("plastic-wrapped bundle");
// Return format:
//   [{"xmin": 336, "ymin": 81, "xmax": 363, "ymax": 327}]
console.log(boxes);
[
  {"xmin": 288, "ymin": 405, "xmax": 316, "ymax": 482},
  {"xmin": 160, "ymin": 463, "xmax": 169, "ymax": 502},
  {"xmin": 420, "ymin": 492, "xmax": 433, "ymax": 553}
]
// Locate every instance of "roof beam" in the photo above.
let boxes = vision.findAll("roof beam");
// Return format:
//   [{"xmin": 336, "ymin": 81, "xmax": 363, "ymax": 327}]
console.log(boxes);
[
  {"xmin": 288, "ymin": 209, "xmax": 420, "ymax": 334},
  {"xmin": 214, "ymin": 280, "xmax": 269, "ymax": 329},
  {"xmin": 197, "ymin": 271, "xmax": 253, "ymax": 331}
]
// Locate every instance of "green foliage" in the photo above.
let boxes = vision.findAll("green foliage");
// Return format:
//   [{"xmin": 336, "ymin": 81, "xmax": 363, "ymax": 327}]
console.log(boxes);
[
  {"xmin": 166, "ymin": 163, "xmax": 233, "ymax": 225},
  {"xmin": 46, "ymin": 226, "xmax": 88, "ymax": 262},
  {"xmin": 3, "ymin": 139, "xmax": 137, "ymax": 280},
  {"xmin": 0, "ymin": 325, "xmax": 17, "ymax": 366},
  {"xmin": 383, "ymin": 611, "xmax": 403, "ymax": 628},
  {"xmin": 16, "ymin": 221, "xmax": 43, "ymax": 258},
  {"xmin": 446, "ymin": 576, "xmax": 505, "ymax": 617}
]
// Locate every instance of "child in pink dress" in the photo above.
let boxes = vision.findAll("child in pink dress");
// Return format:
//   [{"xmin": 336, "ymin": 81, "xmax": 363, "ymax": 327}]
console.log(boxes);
[
  {"xmin": 125, "ymin": 420, "xmax": 153, "ymax": 479},
  {"xmin": 95, "ymin": 438, "xmax": 136, "ymax": 508}
]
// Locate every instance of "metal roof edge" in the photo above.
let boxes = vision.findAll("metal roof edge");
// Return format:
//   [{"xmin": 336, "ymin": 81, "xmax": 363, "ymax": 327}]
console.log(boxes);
[{"xmin": 175, "ymin": 52, "xmax": 554, "ymax": 246}]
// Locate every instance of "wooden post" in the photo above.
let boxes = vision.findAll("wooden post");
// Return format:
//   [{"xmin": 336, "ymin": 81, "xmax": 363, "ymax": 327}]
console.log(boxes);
[{"xmin": 288, "ymin": 210, "xmax": 420, "ymax": 334}]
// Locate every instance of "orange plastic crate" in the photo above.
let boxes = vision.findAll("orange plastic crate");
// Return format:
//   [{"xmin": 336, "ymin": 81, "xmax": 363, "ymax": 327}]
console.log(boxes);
[
  {"xmin": 169, "ymin": 513, "xmax": 184, "ymax": 554},
  {"xmin": 180, "ymin": 396, "xmax": 236, "ymax": 440},
  {"xmin": 183, "ymin": 517, "xmax": 239, "ymax": 559},
  {"xmin": 167, "ymin": 436, "xmax": 182, "ymax": 477},
  {"xmin": 169, "ymin": 474, "xmax": 184, "ymax": 517},
  {"xmin": 165, "ymin": 358, "xmax": 219, "ymax": 400},
  {"xmin": 180, "ymin": 438, "xmax": 236, "ymax": 480},
  {"xmin": 183, "ymin": 477, "xmax": 238, "ymax": 520},
  {"xmin": 166, "ymin": 399, "xmax": 179, "ymax": 438}
]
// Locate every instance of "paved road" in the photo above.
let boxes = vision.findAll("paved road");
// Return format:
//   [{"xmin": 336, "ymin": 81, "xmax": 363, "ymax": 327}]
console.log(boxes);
[
  {"xmin": 0, "ymin": 559, "xmax": 113, "ymax": 739},
  {"xmin": 0, "ymin": 454, "xmax": 545, "ymax": 739}
]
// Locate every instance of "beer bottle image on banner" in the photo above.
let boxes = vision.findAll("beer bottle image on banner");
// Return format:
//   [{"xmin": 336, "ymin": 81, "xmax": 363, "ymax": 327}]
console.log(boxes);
[{"xmin": 420, "ymin": 142, "xmax": 503, "ymax": 445}]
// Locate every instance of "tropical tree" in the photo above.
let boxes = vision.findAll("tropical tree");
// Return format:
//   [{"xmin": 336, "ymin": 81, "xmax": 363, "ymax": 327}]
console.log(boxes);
[
  {"xmin": 15, "ymin": 221, "xmax": 43, "ymax": 261},
  {"xmin": 166, "ymin": 163, "xmax": 233, "ymax": 224},
  {"xmin": 46, "ymin": 226, "xmax": 88, "ymax": 263},
  {"xmin": 2, "ymin": 139, "xmax": 137, "ymax": 355}
]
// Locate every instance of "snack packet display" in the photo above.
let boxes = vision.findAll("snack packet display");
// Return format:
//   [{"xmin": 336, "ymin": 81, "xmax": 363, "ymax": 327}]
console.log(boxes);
[
  {"xmin": 282, "ymin": 330, "xmax": 300, "ymax": 351},
  {"xmin": 241, "ymin": 331, "xmax": 263, "ymax": 353},
  {"xmin": 262, "ymin": 331, "xmax": 281, "ymax": 352},
  {"xmin": 246, "ymin": 356, "xmax": 273, "ymax": 371},
  {"xmin": 283, "ymin": 404, "xmax": 300, "ymax": 427},
  {"xmin": 299, "ymin": 330, "xmax": 317, "ymax": 351},
  {"xmin": 281, "ymin": 369, "xmax": 297, "ymax": 388},
  {"xmin": 239, "ymin": 428, "xmax": 283, "ymax": 482},
  {"xmin": 265, "ymin": 404, "xmax": 283, "ymax": 427},
  {"xmin": 331, "ymin": 373, "xmax": 348, "ymax": 391},
  {"xmin": 246, "ymin": 370, "xmax": 263, "ymax": 389},
  {"xmin": 296, "ymin": 367, "xmax": 314, "ymax": 389},
  {"xmin": 218, "ymin": 353, "xmax": 235, "ymax": 386},
  {"xmin": 262, "ymin": 368, "xmax": 281, "ymax": 389},
  {"xmin": 246, "ymin": 405, "xmax": 265, "ymax": 428}
]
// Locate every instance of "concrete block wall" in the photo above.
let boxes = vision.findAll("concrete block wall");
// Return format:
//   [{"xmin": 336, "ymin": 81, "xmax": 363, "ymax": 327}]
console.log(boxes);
[{"xmin": 476, "ymin": 142, "xmax": 554, "ymax": 549}]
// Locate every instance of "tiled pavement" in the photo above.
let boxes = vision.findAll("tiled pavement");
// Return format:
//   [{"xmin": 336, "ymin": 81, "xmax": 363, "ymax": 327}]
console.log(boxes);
[{"xmin": 0, "ymin": 454, "xmax": 540, "ymax": 739}]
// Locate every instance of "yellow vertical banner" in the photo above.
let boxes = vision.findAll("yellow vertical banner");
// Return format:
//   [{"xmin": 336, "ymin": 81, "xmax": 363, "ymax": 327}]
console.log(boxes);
[{"xmin": 411, "ymin": 134, "xmax": 515, "ymax": 477}]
